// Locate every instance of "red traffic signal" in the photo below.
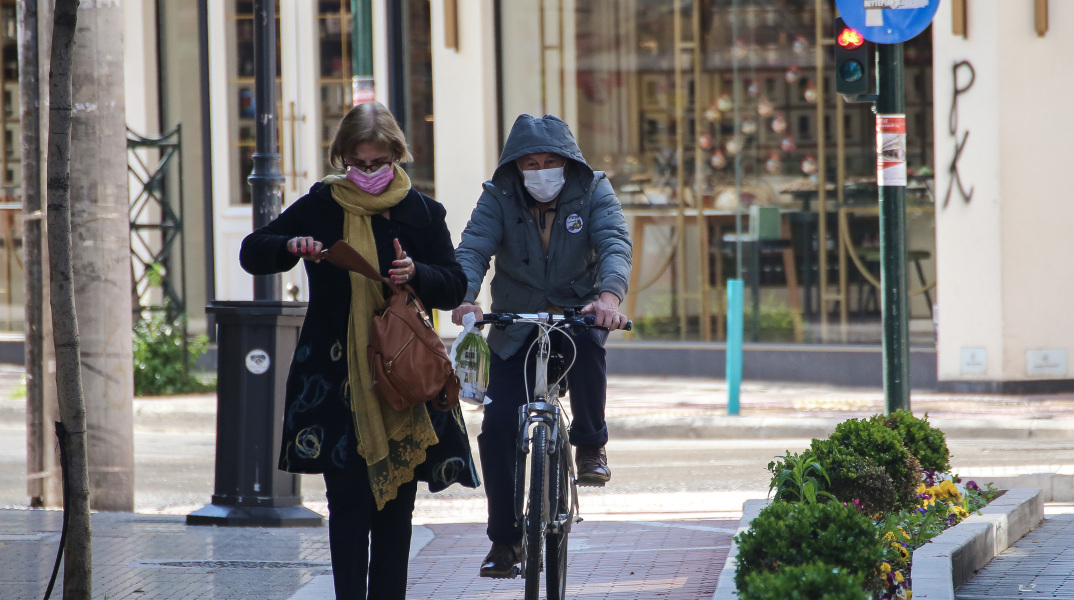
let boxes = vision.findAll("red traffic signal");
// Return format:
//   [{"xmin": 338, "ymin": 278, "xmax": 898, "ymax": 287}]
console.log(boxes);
[
  {"xmin": 837, "ymin": 27, "xmax": 865, "ymax": 50},
  {"xmin": 834, "ymin": 17, "xmax": 869, "ymax": 96}
]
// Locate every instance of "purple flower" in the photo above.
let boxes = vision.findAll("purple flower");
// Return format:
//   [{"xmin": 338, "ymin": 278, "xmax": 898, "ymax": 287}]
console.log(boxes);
[{"xmin": 965, "ymin": 480, "xmax": 979, "ymax": 491}]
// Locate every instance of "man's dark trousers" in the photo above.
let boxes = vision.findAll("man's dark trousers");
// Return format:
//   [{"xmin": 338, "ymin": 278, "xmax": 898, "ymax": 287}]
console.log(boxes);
[{"xmin": 477, "ymin": 327, "xmax": 608, "ymax": 544}]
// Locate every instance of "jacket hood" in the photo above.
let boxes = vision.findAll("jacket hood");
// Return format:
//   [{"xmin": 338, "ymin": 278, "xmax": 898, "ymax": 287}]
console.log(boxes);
[{"xmin": 492, "ymin": 114, "xmax": 594, "ymax": 185}]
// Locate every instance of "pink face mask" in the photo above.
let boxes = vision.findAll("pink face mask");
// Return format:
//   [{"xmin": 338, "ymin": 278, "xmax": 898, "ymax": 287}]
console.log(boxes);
[{"xmin": 347, "ymin": 164, "xmax": 395, "ymax": 195}]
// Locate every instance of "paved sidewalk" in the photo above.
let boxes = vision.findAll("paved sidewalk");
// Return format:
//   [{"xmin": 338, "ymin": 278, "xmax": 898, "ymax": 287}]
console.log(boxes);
[
  {"xmin": 4, "ymin": 369, "xmax": 1074, "ymax": 598},
  {"xmin": 955, "ymin": 513, "xmax": 1074, "ymax": 599},
  {"xmin": 0, "ymin": 508, "xmax": 735, "ymax": 600}
]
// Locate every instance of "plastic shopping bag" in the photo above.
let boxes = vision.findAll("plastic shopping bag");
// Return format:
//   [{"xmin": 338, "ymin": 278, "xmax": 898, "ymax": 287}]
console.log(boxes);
[{"xmin": 450, "ymin": 312, "xmax": 491, "ymax": 405}]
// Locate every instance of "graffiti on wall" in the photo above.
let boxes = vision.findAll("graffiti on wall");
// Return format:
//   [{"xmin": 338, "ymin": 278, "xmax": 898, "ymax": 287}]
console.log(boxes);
[{"xmin": 943, "ymin": 60, "xmax": 975, "ymax": 207}]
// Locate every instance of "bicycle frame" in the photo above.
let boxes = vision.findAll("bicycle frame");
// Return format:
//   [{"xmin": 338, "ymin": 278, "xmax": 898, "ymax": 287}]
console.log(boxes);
[{"xmin": 477, "ymin": 309, "xmax": 628, "ymax": 599}]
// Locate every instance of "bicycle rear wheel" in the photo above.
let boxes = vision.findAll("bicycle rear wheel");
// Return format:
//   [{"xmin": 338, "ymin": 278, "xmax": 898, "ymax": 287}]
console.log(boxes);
[
  {"xmin": 545, "ymin": 438, "xmax": 571, "ymax": 599},
  {"xmin": 524, "ymin": 425, "xmax": 549, "ymax": 599}
]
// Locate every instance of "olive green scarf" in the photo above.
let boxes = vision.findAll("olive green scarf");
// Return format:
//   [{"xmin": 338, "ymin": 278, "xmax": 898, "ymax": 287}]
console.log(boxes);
[{"xmin": 324, "ymin": 166, "xmax": 438, "ymax": 510}]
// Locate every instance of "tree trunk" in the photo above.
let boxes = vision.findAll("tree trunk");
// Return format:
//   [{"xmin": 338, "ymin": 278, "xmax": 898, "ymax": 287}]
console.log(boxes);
[
  {"xmin": 21, "ymin": 0, "xmax": 63, "ymax": 509},
  {"xmin": 69, "ymin": 0, "xmax": 134, "ymax": 511},
  {"xmin": 46, "ymin": 0, "xmax": 90, "ymax": 598}
]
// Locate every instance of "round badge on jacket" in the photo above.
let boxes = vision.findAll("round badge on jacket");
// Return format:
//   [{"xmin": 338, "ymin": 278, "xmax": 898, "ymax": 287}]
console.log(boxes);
[{"xmin": 566, "ymin": 214, "xmax": 583, "ymax": 234}]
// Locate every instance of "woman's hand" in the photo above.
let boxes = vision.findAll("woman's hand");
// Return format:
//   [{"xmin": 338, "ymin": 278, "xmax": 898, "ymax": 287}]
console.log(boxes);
[
  {"xmin": 389, "ymin": 238, "xmax": 416, "ymax": 285},
  {"xmin": 581, "ymin": 291, "xmax": 628, "ymax": 330},
  {"xmin": 451, "ymin": 302, "xmax": 483, "ymax": 326},
  {"xmin": 287, "ymin": 237, "xmax": 323, "ymax": 262}
]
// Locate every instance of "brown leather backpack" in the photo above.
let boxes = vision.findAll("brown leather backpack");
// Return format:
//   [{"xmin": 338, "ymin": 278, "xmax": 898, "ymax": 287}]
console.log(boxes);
[{"xmin": 322, "ymin": 240, "xmax": 459, "ymax": 412}]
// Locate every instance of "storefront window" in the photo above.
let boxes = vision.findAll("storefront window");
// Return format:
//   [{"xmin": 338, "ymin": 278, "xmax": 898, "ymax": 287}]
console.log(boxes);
[
  {"xmin": 0, "ymin": 0, "xmax": 23, "ymax": 332},
  {"xmin": 227, "ymin": 0, "xmax": 281, "ymax": 205},
  {"xmin": 501, "ymin": 0, "xmax": 936, "ymax": 345},
  {"xmin": 400, "ymin": 0, "xmax": 435, "ymax": 196}
]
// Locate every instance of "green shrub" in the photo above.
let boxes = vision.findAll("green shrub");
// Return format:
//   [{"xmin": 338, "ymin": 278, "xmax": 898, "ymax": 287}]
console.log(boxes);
[
  {"xmin": 133, "ymin": 313, "xmax": 215, "ymax": 396},
  {"xmin": 824, "ymin": 418, "xmax": 921, "ymax": 511},
  {"xmin": 734, "ymin": 501, "xmax": 886, "ymax": 594},
  {"xmin": 812, "ymin": 444, "xmax": 900, "ymax": 515},
  {"xmin": 872, "ymin": 409, "xmax": 951, "ymax": 474},
  {"xmin": 767, "ymin": 450, "xmax": 836, "ymax": 504},
  {"xmin": 740, "ymin": 562, "xmax": 868, "ymax": 600}
]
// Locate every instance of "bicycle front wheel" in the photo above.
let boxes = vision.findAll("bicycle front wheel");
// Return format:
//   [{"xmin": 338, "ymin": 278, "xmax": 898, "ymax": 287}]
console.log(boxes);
[
  {"xmin": 545, "ymin": 437, "xmax": 572, "ymax": 599},
  {"xmin": 524, "ymin": 424, "xmax": 549, "ymax": 599}
]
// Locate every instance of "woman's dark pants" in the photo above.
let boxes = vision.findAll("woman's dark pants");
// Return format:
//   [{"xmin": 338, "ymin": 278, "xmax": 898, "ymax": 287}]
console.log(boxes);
[
  {"xmin": 477, "ymin": 328, "xmax": 608, "ymax": 544},
  {"xmin": 323, "ymin": 463, "xmax": 418, "ymax": 600}
]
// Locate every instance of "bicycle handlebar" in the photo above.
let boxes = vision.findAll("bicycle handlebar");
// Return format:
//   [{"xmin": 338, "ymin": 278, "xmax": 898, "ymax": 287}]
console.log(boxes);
[{"xmin": 476, "ymin": 308, "xmax": 632, "ymax": 332}]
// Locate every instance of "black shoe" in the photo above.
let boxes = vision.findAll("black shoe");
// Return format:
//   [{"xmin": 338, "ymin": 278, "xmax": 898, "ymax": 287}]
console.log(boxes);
[
  {"xmin": 479, "ymin": 541, "xmax": 521, "ymax": 578},
  {"xmin": 576, "ymin": 445, "xmax": 611, "ymax": 486}
]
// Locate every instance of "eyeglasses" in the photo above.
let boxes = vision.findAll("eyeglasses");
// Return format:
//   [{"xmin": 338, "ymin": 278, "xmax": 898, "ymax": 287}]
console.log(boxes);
[{"xmin": 346, "ymin": 155, "xmax": 395, "ymax": 173}]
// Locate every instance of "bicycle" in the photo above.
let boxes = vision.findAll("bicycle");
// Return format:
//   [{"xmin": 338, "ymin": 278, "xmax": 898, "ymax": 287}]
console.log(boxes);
[{"xmin": 477, "ymin": 308, "xmax": 631, "ymax": 600}]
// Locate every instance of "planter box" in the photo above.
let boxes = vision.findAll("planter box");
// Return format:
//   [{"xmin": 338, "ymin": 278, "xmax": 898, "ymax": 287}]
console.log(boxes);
[{"xmin": 711, "ymin": 489, "xmax": 1044, "ymax": 600}]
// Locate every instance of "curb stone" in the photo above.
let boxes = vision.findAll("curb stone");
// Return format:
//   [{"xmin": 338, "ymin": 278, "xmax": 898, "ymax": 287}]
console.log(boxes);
[
  {"xmin": 711, "ymin": 499, "xmax": 770, "ymax": 600},
  {"xmin": 912, "ymin": 488, "xmax": 1044, "ymax": 600},
  {"xmin": 709, "ymin": 489, "xmax": 1044, "ymax": 600}
]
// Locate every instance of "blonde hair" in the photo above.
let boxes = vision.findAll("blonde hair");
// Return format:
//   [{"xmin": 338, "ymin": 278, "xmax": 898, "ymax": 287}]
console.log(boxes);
[{"xmin": 328, "ymin": 101, "xmax": 413, "ymax": 170}]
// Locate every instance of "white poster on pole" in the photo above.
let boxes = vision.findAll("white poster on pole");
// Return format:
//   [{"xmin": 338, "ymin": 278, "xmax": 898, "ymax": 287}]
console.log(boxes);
[{"xmin": 876, "ymin": 114, "xmax": 907, "ymax": 187}]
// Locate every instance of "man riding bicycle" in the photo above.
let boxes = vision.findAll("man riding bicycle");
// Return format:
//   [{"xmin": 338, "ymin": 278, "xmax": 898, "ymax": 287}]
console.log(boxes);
[{"xmin": 452, "ymin": 114, "xmax": 632, "ymax": 578}]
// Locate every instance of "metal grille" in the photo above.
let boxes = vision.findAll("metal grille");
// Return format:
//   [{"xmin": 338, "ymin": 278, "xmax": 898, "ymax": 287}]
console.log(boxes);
[{"xmin": 128, "ymin": 125, "xmax": 185, "ymax": 322}]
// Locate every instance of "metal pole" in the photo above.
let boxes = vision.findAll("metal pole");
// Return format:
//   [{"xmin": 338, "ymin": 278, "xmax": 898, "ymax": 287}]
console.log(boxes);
[
  {"xmin": 249, "ymin": 0, "xmax": 283, "ymax": 301},
  {"xmin": 197, "ymin": 0, "xmax": 217, "ymax": 335},
  {"xmin": 877, "ymin": 42, "xmax": 910, "ymax": 413}
]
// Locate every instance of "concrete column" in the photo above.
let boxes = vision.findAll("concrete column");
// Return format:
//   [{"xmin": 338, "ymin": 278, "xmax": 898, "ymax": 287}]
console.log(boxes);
[{"xmin": 933, "ymin": 1, "xmax": 1074, "ymax": 389}]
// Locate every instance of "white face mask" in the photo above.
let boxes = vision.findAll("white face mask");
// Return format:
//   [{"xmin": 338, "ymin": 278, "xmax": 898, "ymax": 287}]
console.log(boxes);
[{"xmin": 522, "ymin": 166, "xmax": 565, "ymax": 203}]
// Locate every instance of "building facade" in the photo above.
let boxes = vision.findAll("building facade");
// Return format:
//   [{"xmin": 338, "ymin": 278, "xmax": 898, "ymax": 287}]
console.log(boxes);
[{"xmin": 1, "ymin": 0, "xmax": 1068, "ymax": 389}]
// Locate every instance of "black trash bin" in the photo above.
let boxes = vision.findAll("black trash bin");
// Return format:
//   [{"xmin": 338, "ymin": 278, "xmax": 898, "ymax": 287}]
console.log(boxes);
[{"xmin": 187, "ymin": 300, "xmax": 323, "ymax": 527}]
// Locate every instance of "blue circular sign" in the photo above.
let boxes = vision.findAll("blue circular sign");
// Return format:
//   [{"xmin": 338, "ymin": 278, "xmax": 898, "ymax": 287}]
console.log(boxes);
[{"xmin": 834, "ymin": 0, "xmax": 941, "ymax": 44}]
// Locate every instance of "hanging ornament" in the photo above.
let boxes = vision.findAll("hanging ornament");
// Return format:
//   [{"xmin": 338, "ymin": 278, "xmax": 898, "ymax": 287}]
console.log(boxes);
[
  {"xmin": 704, "ymin": 103, "xmax": 722, "ymax": 123},
  {"xmin": 793, "ymin": 35, "xmax": 809, "ymax": 56},
  {"xmin": 770, "ymin": 112, "xmax": 787, "ymax": 134},
  {"xmin": 716, "ymin": 92, "xmax": 733, "ymax": 112},
  {"xmin": 698, "ymin": 132, "xmax": 714, "ymax": 150},
  {"xmin": 741, "ymin": 118, "xmax": 757, "ymax": 135},
  {"xmin": 709, "ymin": 149, "xmax": 728, "ymax": 169},
  {"xmin": 785, "ymin": 66, "xmax": 801, "ymax": 84},
  {"xmin": 747, "ymin": 80, "xmax": 761, "ymax": 99},
  {"xmin": 725, "ymin": 136, "xmax": 742, "ymax": 156},
  {"xmin": 800, "ymin": 154, "xmax": 818, "ymax": 175},
  {"xmin": 765, "ymin": 152, "xmax": 783, "ymax": 175},
  {"xmin": 733, "ymin": 39, "xmax": 748, "ymax": 60},
  {"xmin": 780, "ymin": 135, "xmax": 797, "ymax": 153},
  {"xmin": 756, "ymin": 97, "xmax": 774, "ymax": 117},
  {"xmin": 803, "ymin": 81, "xmax": 817, "ymax": 104}
]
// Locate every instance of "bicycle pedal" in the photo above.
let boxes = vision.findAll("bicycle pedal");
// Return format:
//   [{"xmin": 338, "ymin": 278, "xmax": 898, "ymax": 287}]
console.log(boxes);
[{"xmin": 576, "ymin": 479, "xmax": 607, "ymax": 488}]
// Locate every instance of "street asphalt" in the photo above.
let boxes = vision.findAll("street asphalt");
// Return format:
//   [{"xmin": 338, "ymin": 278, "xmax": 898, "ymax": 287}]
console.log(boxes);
[{"xmin": 3, "ymin": 365, "xmax": 1074, "ymax": 598}]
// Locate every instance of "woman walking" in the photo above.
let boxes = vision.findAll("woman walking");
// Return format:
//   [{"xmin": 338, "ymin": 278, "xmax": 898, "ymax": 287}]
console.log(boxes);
[{"xmin": 240, "ymin": 101, "xmax": 477, "ymax": 599}]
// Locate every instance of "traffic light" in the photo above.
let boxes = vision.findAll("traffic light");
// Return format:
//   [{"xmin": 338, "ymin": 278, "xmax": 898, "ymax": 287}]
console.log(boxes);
[{"xmin": 834, "ymin": 17, "xmax": 869, "ymax": 96}]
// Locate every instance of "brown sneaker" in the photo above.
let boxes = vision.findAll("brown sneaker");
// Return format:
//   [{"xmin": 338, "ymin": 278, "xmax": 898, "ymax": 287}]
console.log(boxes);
[
  {"xmin": 575, "ymin": 445, "xmax": 611, "ymax": 486},
  {"xmin": 479, "ymin": 541, "xmax": 522, "ymax": 578}
]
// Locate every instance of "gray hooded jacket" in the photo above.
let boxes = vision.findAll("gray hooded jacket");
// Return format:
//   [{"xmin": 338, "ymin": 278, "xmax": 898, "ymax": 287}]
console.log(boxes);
[{"xmin": 456, "ymin": 114, "xmax": 632, "ymax": 359}]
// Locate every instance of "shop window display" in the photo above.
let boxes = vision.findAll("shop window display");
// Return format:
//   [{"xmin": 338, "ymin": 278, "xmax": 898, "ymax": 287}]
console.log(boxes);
[{"xmin": 503, "ymin": 0, "xmax": 936, "ymax": 344}]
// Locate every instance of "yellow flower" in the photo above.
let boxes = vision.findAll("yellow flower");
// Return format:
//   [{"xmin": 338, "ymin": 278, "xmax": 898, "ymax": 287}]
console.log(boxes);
[
  {"xmin": 884, "ymin": 531, "xmax": 895, "ymax": 541},
  {"xmin": 881, "ymin": 562, "xmax": 892, "ymax": 573},
  {"xmin": 895, "ymin": 571, "xmax": 905, "ymax": 583},
  {"xmin": 900, "ymin": 529, "xmax": 910, "ymax": 540},
  {"xmin": 916, "ymin": 483, "xmax": 926, "ymax": 494},
  {"xmin": 939, "ymin": 480, "xmax": 961, "ymax": 499},
  {"xmin": 907, "ymin": 591, "xmax": 912, "ymax": 600}
]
